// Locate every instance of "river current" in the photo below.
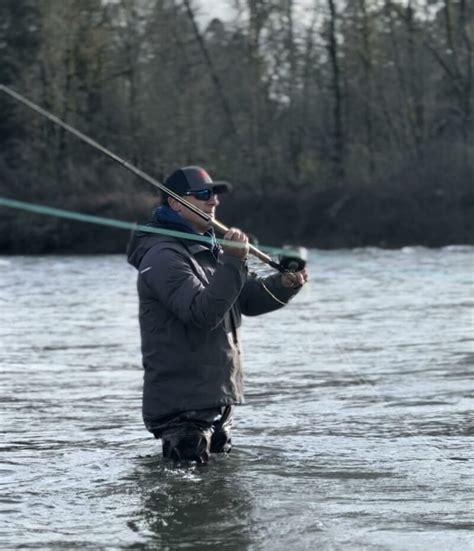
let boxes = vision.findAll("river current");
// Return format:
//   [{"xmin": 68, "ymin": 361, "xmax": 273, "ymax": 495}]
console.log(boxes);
[{"xmin": 1, "ymin": 247, "xmax": 473, "ymax": 550}]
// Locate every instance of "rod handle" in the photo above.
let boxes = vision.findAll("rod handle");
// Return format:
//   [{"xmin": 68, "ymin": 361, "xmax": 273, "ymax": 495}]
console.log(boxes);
[{"xmin": 211, "ymin": 218, "xmax": 282, "ymax": 271}]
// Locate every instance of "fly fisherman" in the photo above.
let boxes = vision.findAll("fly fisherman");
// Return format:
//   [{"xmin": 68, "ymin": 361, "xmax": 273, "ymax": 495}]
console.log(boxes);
[{"xmin": 127, "ymin": 166, "xmax": 308, "ymax": 464}]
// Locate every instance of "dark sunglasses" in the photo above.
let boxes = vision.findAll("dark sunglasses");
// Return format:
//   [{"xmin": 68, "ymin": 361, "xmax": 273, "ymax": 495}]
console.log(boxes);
[{"xmin": 183, "ymin": 188, "xmax": 216, "ymax": 201}]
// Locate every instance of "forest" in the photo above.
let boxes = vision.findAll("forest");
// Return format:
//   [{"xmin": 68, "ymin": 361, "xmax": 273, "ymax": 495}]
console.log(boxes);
[{"xmin": 0, "ymin": 0, "xmax": 472, "ymax": 253}]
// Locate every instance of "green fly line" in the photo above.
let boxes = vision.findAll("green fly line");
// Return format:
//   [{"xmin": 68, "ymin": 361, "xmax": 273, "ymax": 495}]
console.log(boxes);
[{"xmin": 0, "ymin": 196, "xmax": 298, "ymax": 257}]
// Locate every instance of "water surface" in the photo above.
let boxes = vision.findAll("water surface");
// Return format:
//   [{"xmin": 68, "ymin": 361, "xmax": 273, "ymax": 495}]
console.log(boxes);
[{"xmin": 1, "ymin": 247, "xmax": 473, "ymax": 549}]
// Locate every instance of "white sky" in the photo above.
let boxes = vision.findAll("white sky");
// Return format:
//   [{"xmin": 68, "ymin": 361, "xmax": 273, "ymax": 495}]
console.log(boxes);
[
  {"xmin": 195, "ymin": 0, "xmax": 237, "ymax": 24},
  {"xmin": 195, "ymin": 0, "xmax": 320, "ymax": 29},
  {"xmin": 195, "ymin": 0, "xmax": 437, "ymax": 26}
]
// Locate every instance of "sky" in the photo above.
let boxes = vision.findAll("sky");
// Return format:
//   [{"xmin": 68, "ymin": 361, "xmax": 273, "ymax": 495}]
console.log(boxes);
[
  {"xmin": 195, "ymin": 0, "xmax": 237, "ymax": 24},
  {"xmin": 195, "ymin": 0, "xmax": 437, "ymax": 26},
  {"xmin": 196, "ymin": 0, "xmax": 320, "ymax": 23},
  {"xmin": 194, "ymin": 0, "xmax": 319, "ymax": 29}
]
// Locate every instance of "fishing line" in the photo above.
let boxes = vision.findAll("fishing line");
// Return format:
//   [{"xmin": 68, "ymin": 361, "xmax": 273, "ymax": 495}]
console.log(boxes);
[
  {"xmin": 0, "ymin": 196, "xmax": 300, "ymax": 257},
  {"xmin": 0, "ymin": 84, "xmax": 289, "ymax": 272},
  {"xmin": 2, "ymin": 202, "xmax": 447, "ymax": 459}
]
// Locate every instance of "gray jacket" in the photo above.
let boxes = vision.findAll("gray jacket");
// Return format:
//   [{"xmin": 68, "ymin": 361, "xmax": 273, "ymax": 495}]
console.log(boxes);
[{"xmin": 127, "ymin": 233, "xmax": 300, "ymax": 431}]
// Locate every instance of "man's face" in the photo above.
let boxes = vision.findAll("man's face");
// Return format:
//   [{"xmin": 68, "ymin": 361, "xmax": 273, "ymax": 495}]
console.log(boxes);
[{"xmin": 169, "ymin": 191, "xmax": 220, "ymax": 233}]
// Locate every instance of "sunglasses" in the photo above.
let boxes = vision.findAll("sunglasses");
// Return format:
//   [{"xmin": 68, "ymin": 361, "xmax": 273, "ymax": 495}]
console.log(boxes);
[{"xmin": 183, "ymin": 188, "xmax": 216, "ymax": 201}]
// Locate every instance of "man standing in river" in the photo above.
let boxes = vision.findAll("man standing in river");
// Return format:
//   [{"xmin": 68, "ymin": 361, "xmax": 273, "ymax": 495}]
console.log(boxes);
[{"xmin": 127, "ymin": 166, "xmax": 307, "ymax": 464}]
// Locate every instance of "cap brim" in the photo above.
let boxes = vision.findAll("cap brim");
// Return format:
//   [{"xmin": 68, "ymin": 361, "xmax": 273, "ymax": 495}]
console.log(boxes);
[{"xmin": 209, "ymin": 181, "xmax": 232, "ymax": 194}]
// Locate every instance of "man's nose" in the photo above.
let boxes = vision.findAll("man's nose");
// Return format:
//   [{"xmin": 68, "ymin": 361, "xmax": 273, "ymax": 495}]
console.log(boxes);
[{"xmin": 209, "ymin": 193, "xmax": 219, "ymax": 206}]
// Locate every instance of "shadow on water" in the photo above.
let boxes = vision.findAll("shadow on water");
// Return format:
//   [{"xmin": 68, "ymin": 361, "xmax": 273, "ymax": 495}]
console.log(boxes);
[{"xmin": 128, "ymin": 453, "xmax": 256, "ymax": 550}]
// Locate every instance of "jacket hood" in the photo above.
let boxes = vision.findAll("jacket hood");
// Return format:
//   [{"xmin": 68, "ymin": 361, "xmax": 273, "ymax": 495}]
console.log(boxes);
[{"xmin": 127, "ymin": 230, "xmax": 168, "ymax": 270}]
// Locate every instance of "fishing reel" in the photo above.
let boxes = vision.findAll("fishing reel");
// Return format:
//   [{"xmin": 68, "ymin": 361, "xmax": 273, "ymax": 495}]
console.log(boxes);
[{"xmin": 278, "ymin": 246, "xmax": 307, "ymax": 273}]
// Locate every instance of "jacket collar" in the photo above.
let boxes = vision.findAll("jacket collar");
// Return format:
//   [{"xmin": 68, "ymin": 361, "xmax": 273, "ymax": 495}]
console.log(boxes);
[{"xmin": 151, "ymin": 205, "xmax": 220, "ymax": 259}]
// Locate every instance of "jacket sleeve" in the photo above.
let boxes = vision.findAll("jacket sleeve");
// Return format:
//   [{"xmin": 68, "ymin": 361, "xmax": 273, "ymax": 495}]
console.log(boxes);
[
  {"xmin": 238, "ymin": 272, "xmax": 302, "ymax": 316},
  {"xmin": 139, "ymin": 246, "xmax": 247, "ymax": 329}
]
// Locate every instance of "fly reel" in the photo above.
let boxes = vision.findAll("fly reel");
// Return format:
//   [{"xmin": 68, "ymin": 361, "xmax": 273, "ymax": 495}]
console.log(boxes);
[{"xmin": 278, "ymin": 246, "xmax": 307, "ymax": 272}]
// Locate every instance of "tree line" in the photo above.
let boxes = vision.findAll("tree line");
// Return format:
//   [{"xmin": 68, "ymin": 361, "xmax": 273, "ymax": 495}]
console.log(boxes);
[{"xmin": 0, "ymin": 0, "xmax": 472, "ymax": 253}]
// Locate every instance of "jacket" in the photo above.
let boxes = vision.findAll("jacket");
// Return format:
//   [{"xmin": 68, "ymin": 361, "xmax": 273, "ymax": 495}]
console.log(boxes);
[{"xmin": 127, "ymin": 224, "xmax": 300, "ymax": 431}]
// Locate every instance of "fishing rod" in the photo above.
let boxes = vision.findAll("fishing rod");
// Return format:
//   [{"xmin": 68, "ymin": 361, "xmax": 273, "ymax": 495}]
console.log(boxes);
[{"xmin": 1, "ymin": 84, "xmax": 306, "ymax": 273}]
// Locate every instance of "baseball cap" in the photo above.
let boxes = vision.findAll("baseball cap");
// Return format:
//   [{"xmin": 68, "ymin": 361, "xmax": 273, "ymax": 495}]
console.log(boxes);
[{"xmin": 163, "ymin": 166, "xmax": 232, "ymax": 197}]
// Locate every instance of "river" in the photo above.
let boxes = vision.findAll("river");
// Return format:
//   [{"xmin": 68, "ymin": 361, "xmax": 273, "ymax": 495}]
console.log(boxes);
[{"xmin": 1, "ymin": 247, "xmax": 473, "ymax": 550}]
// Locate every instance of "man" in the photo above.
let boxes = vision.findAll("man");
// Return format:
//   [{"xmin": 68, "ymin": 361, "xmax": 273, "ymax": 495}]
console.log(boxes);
[{"xmin": 127, "ymin": 166, "xmax": 307, "ymax": 464}]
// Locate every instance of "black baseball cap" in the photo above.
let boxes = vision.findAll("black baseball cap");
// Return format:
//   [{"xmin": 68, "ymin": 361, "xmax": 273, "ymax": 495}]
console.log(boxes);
[{"xmin": 163, "ymin": 166, "xmax": 232, "ymax": 197}]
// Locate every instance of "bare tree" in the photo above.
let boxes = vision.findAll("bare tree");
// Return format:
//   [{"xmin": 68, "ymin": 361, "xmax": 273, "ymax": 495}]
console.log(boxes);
[{"xmin": 326, "ymin": 0, "xmax": 345, "ymax": 181}]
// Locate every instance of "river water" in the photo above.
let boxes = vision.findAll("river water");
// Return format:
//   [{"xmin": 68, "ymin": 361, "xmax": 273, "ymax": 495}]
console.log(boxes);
[{"xmin": 1, "ymin": 247, "xmax": 473, "ymax": 550}]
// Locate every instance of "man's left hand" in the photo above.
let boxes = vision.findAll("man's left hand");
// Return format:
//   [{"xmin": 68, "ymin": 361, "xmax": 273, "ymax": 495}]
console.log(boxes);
[{"xmin": 281, "ymin": 268, "xmax": 308, "ymax": 289}]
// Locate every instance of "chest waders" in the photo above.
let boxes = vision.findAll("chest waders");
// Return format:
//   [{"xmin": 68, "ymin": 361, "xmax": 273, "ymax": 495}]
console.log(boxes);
[{"xmin": 158, "ymin": 406, "xmax": 234, "ymax": 465}]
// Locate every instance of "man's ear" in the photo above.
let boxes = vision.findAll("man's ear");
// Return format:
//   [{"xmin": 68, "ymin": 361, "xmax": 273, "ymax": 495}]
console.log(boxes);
[{"xmin": 168, "ymin": 197, "xmax": 181, "ymax": 213}]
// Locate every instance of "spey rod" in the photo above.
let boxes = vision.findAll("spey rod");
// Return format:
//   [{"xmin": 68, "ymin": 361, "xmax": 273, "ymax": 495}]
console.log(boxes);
[{"xmin": 0, "ymin": 84, "xmax": 283, "ymax": 272}]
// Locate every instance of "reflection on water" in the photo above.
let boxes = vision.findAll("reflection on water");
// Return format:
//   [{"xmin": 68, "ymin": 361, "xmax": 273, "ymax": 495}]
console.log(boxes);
[
  {"xmin": 0, "ymin": 248, "xmax": 473, "ymax": 550},
  {"xmin": 131, "ymin": 456, "xmax": 255, "ymax": 550}
]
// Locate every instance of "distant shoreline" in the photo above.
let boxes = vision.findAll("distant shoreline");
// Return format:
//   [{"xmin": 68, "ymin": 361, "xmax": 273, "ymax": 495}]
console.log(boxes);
[{"xmin": 1, "ymin": 188, "xmax": 472, "ymax": 254}]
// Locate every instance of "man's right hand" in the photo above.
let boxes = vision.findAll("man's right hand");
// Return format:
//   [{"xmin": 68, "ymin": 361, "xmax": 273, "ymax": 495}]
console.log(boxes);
[{"xmin": 222, "ymin": 228, "xmax": 249, "ymax": 260}]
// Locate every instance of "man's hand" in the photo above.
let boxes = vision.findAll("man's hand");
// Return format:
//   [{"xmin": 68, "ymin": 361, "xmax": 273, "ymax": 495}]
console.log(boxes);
[
  {"xmin": 222, "ymin": 228, "xmax": 249, "ymax": 260},
  {"xmin": 281, "ymin": 268, "xmax": 308, "ymax": 288}
]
